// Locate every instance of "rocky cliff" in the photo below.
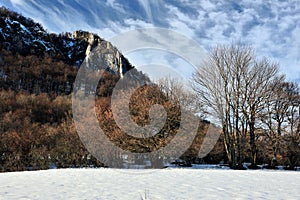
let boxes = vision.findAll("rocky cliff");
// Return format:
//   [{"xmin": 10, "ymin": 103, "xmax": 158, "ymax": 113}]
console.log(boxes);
[
  {"xmin": 72, "ymin": 30, "xmax": 134, "ymax": 78},
  {"xmin": 0, "ymin": 7, "xmax": 135, "ymax": 78},
  {"xmin": 0, "ymin": 6, "xmax": 150, "ymax": 95}
]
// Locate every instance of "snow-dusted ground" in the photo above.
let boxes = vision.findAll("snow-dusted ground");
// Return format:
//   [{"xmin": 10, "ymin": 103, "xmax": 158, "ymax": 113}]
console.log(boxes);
[{"xmin": 0, "ymin": 168, "xmax": 299, "ymax": 200}]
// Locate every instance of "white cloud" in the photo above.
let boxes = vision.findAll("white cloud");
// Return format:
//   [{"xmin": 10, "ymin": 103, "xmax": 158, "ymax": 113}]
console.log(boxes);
[
  {"xmin": 105, "ymin": 0, "xmax": 125, "ymax": 13},
  {"xmin": 124, "ymin": 18, "xmax": 154, "ymax": 29},
  {"xmin": 137, "ymin": 0, "xmax": 153, "ymax": 23},
  {"xmin": 10, "ymin": 0, "xmax": 24, "ymax": 6}
]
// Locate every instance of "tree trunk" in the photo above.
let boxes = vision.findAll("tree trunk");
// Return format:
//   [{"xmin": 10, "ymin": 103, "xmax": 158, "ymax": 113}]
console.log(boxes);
[
  {"xmin": 271, "ymin": 145, "xmax": 278, "ymax": 168},
  {"xmin": 223, "ymin": 125, "xmax": 236, "ymax": 169},
  {"xmin": 249, "ymin": 121, "xmax": 258, "ymax": 168}
]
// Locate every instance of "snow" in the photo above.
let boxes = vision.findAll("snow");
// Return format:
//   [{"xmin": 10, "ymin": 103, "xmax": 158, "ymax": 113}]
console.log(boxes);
[
  {"xmin": 64, "ymin": 40, "xmax": 75, "ymax": 48},
  {"xmin": 9, "ymin": 20, "xmax": 31, "ymax": 35},
  {"xmin": 37, "ymin": 40, "xmax": 51, "ymax": 51},
  {"xmin": 0, "ymin": 168, "xmax": 299, "ymax": 199},
  {"xmin": 17, "ymin": 22, "xmax": 30, "ymax": 34}
]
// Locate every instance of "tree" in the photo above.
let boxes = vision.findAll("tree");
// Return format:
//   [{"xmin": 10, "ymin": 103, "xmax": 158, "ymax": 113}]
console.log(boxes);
[
  {"xmin": 192, "ymin": 43, "xmax": 282, "ymax": 168},
  {"xmin": 242, "ymin": 58, "xmax": 283, "ymax": 168},
  {"xmin": 284, "ymin": 82, "xmax": 300, "ymax": 169},
  {"xmin": 259, "ymin": 81, "xmax": 297, "ymax": 168},
  {"xmin": 157, "ymin": 77, "xmax": 205, "ymax": 117}
]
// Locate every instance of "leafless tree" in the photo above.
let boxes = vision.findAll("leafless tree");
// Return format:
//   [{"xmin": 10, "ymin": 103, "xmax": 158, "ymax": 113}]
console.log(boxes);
[
  {"xmin": 192, "ymin": 43, "xmax": 282, "ymax": 168},
  {"xmin": 157, "ymin": 77, "xmax": 205, "ymax": 117},
  {"xmin": 258, "ymin": 80, "xmax": 287, "ymax": 167},
  {"xmin": 241, "ymin": 58, "xmax": 283, "ymax": 168},
  {"xmin": 284, "ymin": 82, "xmax": 300, "ymax": 169}
]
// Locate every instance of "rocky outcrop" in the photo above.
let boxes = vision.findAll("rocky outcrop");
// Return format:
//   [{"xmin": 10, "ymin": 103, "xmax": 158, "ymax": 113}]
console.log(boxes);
[
  {"xmin": 96, "ymin": 40, "xmax": 133, "ymax": 78},
  {"xmin": 73, "ymin": 30, "xmax": 102, "ymax": 56},
  {"xmin": 73, "ymin": 30, "xmax": 133, "ymax": 78},
  {"xmin": 0, "ymin": 7, "xmax": 138, "ymax": 78}
]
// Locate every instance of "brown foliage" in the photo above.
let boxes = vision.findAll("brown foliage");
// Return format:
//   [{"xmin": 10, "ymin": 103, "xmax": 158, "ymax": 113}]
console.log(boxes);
[{"xmin": 0, "ymin": 90, "xmax": 103, "ymax": 172}]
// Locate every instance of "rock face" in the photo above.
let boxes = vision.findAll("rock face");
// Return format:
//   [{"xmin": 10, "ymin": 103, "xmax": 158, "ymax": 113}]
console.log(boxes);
[
  {"xmin": 73, "ymin": 30, "xmax": 133, "ymax": 78},
  {"xmin": 73, "ymin": 30, "xmax": 102, "ymax": 56},
  {"xmin": 96, "ymin": 39, "xmax": 133, "ymax": 78}
]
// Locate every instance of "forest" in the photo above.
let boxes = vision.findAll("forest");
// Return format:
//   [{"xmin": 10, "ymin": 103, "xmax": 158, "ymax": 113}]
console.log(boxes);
[{"xmin": 0, "ymin": 7, "xmax": 299, "ymax": 171}]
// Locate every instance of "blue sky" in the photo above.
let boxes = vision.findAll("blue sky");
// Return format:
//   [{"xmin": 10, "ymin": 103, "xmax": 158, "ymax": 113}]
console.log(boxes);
[{"xmin": 1, "ymin": 0, "xmax": 299, "ymax": 83}]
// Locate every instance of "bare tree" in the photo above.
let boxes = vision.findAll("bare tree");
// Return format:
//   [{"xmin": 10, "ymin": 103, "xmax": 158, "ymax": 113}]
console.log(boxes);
[
  {"xmin": 259, "ymin": 80, "xmax": 289, "ymax": 168},
  {"xmin": 242, "ymin": 58, "xmax": 283, "ymax": 168},
  {"xmin": 192, "ymin": 43, "xmax": 282, "ymax": 169},
  {"xmin": 157, "ymin": 77, "xmax": 205, "ymax": 117},
  {"xmin": 284, "ymin": 82, "xmax": 300, "ymax": 169},
  {"xmin": 192, "ymin": 44, "xmax": 251, "ymax": 168}
]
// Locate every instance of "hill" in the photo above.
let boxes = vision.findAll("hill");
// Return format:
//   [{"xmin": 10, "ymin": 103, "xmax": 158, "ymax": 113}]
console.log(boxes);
[{"xmin": 0, "ymin": 7, "xmax": 225, "ymax": 171}]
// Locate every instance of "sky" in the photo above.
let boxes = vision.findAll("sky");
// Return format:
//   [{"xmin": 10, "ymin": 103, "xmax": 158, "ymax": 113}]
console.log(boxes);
[{"xmin": 0, "ymin": 0, "xmax": 299, "ymax": 83}]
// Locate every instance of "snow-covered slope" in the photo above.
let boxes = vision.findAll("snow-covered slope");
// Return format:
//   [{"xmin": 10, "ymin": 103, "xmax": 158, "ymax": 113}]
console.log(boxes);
[{"xmin": 0, "ymin": 168, "xmax": 299, "ymax": 199}]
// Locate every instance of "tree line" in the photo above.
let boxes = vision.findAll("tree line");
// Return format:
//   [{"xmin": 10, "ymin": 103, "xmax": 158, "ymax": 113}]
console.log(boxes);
[
  {"xmin": 0, "ymin": 43, "xmax": 299, "ymax": 171},
  {"xmin": 0, "ymin": 50, "xmax": 223, "ymax": 171}
]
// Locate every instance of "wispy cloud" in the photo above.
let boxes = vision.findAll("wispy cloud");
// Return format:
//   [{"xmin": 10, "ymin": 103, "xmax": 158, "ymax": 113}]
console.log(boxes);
[
  {"xmin": 137, "ymin": 0, "xmax": 153, "ymax": 23},
  {"xmin": 10, "ymin": 0, "xmax": 24, "ymax": 6}
]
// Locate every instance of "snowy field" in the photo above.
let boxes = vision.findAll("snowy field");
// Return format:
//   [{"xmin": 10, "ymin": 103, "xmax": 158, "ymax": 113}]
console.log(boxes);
[{"xmin": 0, "ymin": 168, "xmax": 299, "ymax": 200}]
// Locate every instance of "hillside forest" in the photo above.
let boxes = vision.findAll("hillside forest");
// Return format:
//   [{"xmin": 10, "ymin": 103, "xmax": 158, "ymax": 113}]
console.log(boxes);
[{"xmin": 0, "ymin": 7, "xmax": 299, "ymax": 171}]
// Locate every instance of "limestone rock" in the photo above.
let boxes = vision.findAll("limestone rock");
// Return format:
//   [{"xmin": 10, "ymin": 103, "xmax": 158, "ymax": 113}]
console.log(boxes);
[{"xmin": 73, "ymin": 30, "xmax": 133, "ymax": 78}]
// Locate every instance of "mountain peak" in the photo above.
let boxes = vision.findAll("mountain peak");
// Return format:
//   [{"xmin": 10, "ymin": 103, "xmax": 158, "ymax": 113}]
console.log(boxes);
[
  {"xmin": 0, "ymin": 6, "xmax": 149, "ymax": 94},
  {"xmin": 0, "ymin": 7, "xmax": 136, "ymax": 77}
]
